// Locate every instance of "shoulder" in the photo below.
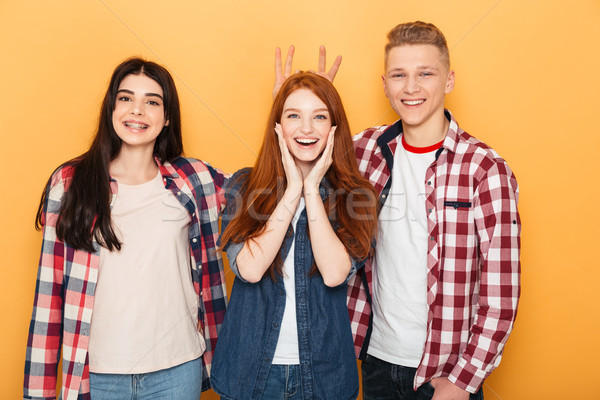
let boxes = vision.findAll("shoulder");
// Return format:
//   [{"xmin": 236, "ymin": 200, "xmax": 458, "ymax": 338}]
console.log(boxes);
[
  {"xmin": 46, "ymin": 161, "xmax": 78, "ymax": 193},
  {"xmin": 453, "ymin": 129, "xmax": 518, "ymax": 183},
  {"xmin": 353, "ymin": 125, "xmax": 390, "ymax": 147},
  {"xmin": 168, "ymin": 156, "xmax": 226, "ymax": 187},
  {"xmin": 225, "ymin": 167, "xmax": 252, "ymax": 193}
]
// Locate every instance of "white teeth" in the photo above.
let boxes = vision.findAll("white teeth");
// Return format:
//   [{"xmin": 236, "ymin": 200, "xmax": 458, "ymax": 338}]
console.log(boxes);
[
  {"xmin": 402, "ymin": 100, "xmax": 425, "ymax": 105},
  {"xmin": 295, "ymin": 138, "xmax": 318, "ymax": 144},
  {"xmin": 125, "ymin": 122, "xmax": 148, "ymax": 129}
]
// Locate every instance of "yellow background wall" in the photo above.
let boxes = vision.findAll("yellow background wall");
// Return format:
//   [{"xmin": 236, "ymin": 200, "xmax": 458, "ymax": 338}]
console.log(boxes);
[{"xmin": 2, "ymin": 0, "xmax": 598, "ymax": 398}]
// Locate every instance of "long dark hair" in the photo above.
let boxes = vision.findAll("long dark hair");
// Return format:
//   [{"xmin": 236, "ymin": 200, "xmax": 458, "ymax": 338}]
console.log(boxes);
[
  {"xmin": 35, "ymin": 57, "xmax": 183, "ymax": 253},
  {"xmin": 220, "ymin": 72, "xmax": 378, "ymax": 279}
]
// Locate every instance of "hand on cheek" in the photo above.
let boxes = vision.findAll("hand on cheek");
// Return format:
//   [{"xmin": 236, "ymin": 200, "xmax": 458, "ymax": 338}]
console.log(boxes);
[
  {"xmin": 275, "ymin": 123, "xmax": 303, "ymax": 195},
  {"xmin": 303, "ymin": 126, "xmax": 336, "ymax": 191}
]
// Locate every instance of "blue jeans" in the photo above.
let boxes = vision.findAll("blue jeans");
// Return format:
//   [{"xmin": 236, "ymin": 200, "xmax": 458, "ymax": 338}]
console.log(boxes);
[
  {"xmin": 261, "ymin": 364, "xmax": 302, "ymax": 400},
  {"xmin": 361, "ymin": 355, "xmax": 483, "ymax": 400},
  {"xmin": 89, "ymin": 357, "xmax": 202, "ymax": 400}
]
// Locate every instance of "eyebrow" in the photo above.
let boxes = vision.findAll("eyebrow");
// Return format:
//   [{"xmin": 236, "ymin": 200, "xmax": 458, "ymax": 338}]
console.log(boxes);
[
  {"xmin": 388, "ymin": 65, "xmax": 441, "ymax": 72},
  {"xmin": 284, "ymin": 107, "xmax": 329, "ymax": 113},
  {"xmin": 117, "ymin": 89, "xmax": 164, "ymax": 100}
]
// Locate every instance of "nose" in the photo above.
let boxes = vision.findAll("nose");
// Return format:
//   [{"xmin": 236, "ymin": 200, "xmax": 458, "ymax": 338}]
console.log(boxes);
[
  {"xmin": 404, "ymin": 75, "xmax": 420, "ymax": 94},
  {"xmin": 130, "ymin": 100, "xmax": 144, "ymax": 116},
  {"xmin": 300, "ymin": 117, "xmax": 313, "ymax": 134}
]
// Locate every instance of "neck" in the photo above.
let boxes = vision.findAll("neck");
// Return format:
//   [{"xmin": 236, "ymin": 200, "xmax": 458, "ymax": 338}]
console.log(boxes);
[
  {"xmin": 110, "ymin": 146, "xmax": 159, "ymax": 185},
  {"xmin": 402, "ymin": 111, "xmax": 449, "ymax": 148}
]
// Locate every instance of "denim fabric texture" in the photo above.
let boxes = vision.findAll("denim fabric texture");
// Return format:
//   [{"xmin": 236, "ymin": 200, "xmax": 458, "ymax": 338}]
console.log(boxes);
[
  {"xmin": 262, "ymin": 365, "xmax": 303, "ymax": 400},
  {"xmin": 361, "ymin": 355, "xmax": 483, "ymax": 400},
  {"xmin": 89, "ymin": 357, "xmax": 202, "ymax": 400},
  {"xmin": 211, "ymin": 168, "xmax": 361, "ymax": 400}
]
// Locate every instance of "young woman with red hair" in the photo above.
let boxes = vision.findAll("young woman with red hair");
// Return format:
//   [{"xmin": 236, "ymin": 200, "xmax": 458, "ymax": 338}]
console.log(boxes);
[{"xmin": 210, "ymin": 72, "xmax": 378, "ymax": 400}]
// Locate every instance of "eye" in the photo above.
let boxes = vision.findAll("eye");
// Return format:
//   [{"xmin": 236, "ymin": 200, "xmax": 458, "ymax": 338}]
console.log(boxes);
[
  {"xmin": 314, "ymin": 114, "xmax": 328, "ymax": 120},
  {"xmin": 420, "ymin": 72, "xmax": 433, "ymax": 77},
  {"xmin": 390, "ymin": 73, "xmax": 405, "ymax": 78},
  {"xmin": 117, "ymin": 96, "xmax": 132, "ymax": 102},
  {"xmin": 147, "ymin": 100, "xmax": 161, "ymax": 106},
  {"xmin": 285, "ymin": 113, "xmax": 299, "ymax": 119}
]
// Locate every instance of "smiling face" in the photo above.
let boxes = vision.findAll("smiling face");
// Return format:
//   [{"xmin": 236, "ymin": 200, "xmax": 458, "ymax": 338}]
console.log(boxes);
[
  {"xmin": 280, "ymin": 88, "xmax": 331, "ymax": 173},
  {"xmin": 383, "ymin": 44, "xmax": 454, "ymax": 135},
  {"xmin": 112, "ymin": 73, "xmax": 168, "ymax": 153}
]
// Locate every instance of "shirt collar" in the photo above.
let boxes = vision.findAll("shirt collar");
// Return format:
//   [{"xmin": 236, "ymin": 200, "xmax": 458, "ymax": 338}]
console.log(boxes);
[
  {"xmin": 439, "ymin": 109, "xmax": 463, "ymax": 154},
  {"xmin": 155, "ymin": 156, "xmax": 180, "ymax": 179}
]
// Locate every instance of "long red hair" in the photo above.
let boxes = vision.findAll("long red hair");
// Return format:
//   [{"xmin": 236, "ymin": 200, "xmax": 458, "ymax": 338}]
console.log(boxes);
[{"xmin": 220, "ymin": 72, "xmax": 377, "ymax": 279}]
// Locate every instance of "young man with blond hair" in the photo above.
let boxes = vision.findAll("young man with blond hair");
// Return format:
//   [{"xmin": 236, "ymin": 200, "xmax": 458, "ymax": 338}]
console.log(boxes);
[{"xmin": 346, "ymin": 21, "xmax": 521, "ymax": 399}]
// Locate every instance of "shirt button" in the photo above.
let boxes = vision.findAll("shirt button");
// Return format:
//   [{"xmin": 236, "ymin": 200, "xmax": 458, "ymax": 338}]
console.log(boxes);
[
  {"xmin": 430, "ymin": 236, "xmax": 435, "ymax": 241},
  {"xmin": 264, "ymin": 357, "xmax": 270, "ymax": 362},
  {"xmin": 273, "ymin": 322, "xmax": 279, "ymax": 328},
  {"xmin": 427, "ymin": 181, "xmax": 432, "ymax": 186},
  {"xmin": 177, "ymin": 191, "xmax": 182, "ymax": 196},
  {"xmin": 428, "ymin": 209, "xmax": 433, "ymax": 214},
  {"xmin": 200, "ymin": 291, "xmax": 203, "ymax": 296},
  {"xmin": 381, "ymin": 194, "xmax": 386, "ymax": 199},
  {"xmin": 192, "ymin": 212, "xmax": 195, "ymax": 217},
  {"xmin": 192, "ymin": 238, "xmax": 198, "ymax": 243}
]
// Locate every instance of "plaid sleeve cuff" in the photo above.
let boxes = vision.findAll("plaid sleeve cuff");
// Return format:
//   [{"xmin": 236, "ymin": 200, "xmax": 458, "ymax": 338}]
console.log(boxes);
[{"xmin": 448, "ymin": 357, "xmax": 487, "ymax": 394}]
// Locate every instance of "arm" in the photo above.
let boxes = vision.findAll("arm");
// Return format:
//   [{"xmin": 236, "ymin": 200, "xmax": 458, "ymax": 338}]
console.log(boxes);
[
  {"xmin": 234, "ymin": 125, "xmax": 304, "ymax": 282},
  {"xmin": 235, "ymin": 188, "xmax": 302, "ymax": 282},
  {"xmin": 273, "ymin": 45, "xmax": 342, "ymax": 98},
  {"xmin": 448, "ymin": 160, "xmax": 521, "ymax": 393},
  {"xmin": 24, "ymin": 171, "xmax": 67, "ymax": 400},
  {"xmin": 303, "ymin": 128, "xmax": 351, "ymax": 287}
]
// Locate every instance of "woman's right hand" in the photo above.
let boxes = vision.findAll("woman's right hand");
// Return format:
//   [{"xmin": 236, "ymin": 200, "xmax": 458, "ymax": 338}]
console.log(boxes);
[{"xmin": 275, "ymin": 123, "xmax": 303, "ymax": 196}]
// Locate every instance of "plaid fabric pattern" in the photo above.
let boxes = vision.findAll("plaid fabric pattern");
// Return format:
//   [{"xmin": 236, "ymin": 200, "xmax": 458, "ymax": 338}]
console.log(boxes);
[
  {"xmin": 348, "ymin": 110, "xmax": 521, "ymax": 393},
  {"xmin": 24, "ymin": 157, "xmax": 227, "ymax": 400}
]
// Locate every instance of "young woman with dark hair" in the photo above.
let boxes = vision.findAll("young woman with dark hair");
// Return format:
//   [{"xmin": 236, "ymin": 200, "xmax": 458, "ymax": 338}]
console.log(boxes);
[
  {"xmin": 211, "ymin": 72, "xmax": 378, "ymax": 400},
  {"xmin": 24, "ymin": 58, "xmax": 227, "ymax": 400}
]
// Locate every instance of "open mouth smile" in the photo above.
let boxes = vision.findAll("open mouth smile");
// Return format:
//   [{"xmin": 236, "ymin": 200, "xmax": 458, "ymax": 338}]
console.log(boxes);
[
  {"xmin": 295, "ymin": 138, "xmax": 319, "ymax": 146},
  {"xmin": 401, "ymin": 99, "xmax": 425, "ymax": 106}
]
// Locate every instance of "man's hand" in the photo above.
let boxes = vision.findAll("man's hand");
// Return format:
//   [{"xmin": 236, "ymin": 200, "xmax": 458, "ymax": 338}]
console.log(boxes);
[
  {"xmin": 273, "ymin": 45, "xmax": 295, "ymax": 99},
  {"xmin": 315, "ymin": 45, "xmax": 342, "ymax": 83},
  {"xmin": 272, "ymin": 45, "xmax": 342, "ymax": 98},
  {"xmin": 430, "ymin": 378, "xmax": 470, "ymax": 400}
]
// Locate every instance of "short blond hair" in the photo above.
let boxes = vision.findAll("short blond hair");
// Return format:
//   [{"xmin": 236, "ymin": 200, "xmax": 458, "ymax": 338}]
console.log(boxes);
[{"xmin": 385, "ymin": 21, "xmax": 450, "ymax": 68}]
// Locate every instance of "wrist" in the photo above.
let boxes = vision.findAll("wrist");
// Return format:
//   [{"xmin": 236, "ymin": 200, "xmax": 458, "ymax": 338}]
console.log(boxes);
[
  {"xmin": 283, "ymin": 186, "xmax": 302, "ymax": 202},
  {"xmin": 303, "ymin": 181, "xmax": 320, "ymax": 194}
]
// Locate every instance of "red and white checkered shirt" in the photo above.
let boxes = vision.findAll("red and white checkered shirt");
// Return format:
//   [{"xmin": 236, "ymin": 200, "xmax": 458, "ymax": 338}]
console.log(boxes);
[
  {"xmin": 23, "ymin": 157, "xmax": 228, "ymax": 400},
  {"xmin": 347, "ymin": 110, "xmax": 521, "ymax": 393}
]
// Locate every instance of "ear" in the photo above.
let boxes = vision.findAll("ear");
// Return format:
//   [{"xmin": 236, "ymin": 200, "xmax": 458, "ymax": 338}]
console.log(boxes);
[
  {"xmin": 165, "ymin": 119, "xmax": 170, "ymax": 126},
  {"xmin": 382, "ymin": 74, "xmax": 389, "ymax": 98},
  {"xmin": 445, "ymin": 70, "xmax": 455, "ymax": 94}
]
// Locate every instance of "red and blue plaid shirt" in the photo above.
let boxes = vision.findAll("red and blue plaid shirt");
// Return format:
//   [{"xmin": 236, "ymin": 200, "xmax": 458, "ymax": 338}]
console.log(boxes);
[
  {"xmin": 347, "ymin": 110, "xmax": 521, "ymax": 393},
  {"xmin": 24, "ymin": 157, "xmax": 228, "ymax": 400}
]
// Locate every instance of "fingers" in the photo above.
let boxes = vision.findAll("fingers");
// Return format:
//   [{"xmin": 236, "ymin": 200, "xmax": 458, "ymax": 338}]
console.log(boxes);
[
  {"xmin": 284, "ymin": 45, "xmax": 295, "ymax": 77},
  {"xmin": 275, "ymin": 123, "xmax": 292, "ymax": 163},
  {"xmin": 326, "ymin": 55, "xmax": 342, "ymax": 82},
  {"xmin": 317, "ymin": 45, "xmax": 342, "ymax": 83},
  {"xmin": 323, "ymin": 126, "xmax": 336, "ymax": 164},
  {"xmin": 275, "ymin": 47, "xmax": 282, "ymax": 79},
  {"xmin": 318, "ymin": 45, "xmax": 327, "ymax": 74}
]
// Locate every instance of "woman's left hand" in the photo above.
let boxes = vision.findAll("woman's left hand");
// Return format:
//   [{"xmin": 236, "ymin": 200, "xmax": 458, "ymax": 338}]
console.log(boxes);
[{"xmin": 304, "ymin": 126, "xmax": 336, "ymax": 192}]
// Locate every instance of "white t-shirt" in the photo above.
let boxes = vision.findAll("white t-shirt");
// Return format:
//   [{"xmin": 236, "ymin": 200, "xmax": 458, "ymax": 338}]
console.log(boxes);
[
  {"xmin": 89, "ymin": 171, "xmax": 205, "ymax": 373},
  {"xmin": 272, "ymin": 197, "xmax": 306, "ymax": 365},
  {"xmin": 368, "ymin": 137, "xmax": 441, "ymax": 367}
]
